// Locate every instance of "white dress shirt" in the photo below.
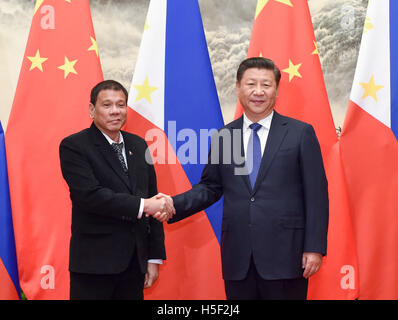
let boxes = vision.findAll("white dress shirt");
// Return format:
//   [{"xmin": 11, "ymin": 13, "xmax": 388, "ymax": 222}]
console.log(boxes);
[{"xmin": 242, "ymin": 111, "xmax": 274, "ymax": 159}]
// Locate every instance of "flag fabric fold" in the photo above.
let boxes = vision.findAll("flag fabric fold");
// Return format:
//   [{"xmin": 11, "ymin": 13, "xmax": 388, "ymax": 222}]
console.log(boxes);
[
  {"xmin": 340, "ymin": 0, "xmax": 398, "ymax": 299},
  {"xmin": 6, "ymin": 0, "xmax": 103, "ymax": 299},
  {"xmin": 125, "ymin": 0, "xmax": 225, "ymax": 299},
  {"xmin": 0, "ymin": 121, "xmax": 20, "ymax": 300},
  {"xmin": 235, "ymin": 0, "xmax": 359, "ymax": 299}
]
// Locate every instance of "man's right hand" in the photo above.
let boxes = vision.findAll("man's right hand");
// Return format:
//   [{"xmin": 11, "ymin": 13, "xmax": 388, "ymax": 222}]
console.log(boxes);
[{"xmin": 144, "ymin": 193, "xmax": 175, "ymax": 222}]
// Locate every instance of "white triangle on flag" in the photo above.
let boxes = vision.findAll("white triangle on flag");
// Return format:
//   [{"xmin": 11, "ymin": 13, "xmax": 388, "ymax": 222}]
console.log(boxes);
[
  {"xmin": 128, "ymin": 0, "xmax": 166, "ymax": 131},
  {"xmin": 350, "ymin": 0, "xmax": 391, "ymax": 128}
]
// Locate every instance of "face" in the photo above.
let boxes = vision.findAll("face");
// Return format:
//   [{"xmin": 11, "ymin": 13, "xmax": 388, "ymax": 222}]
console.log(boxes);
[
  {"xmin": 236, "ymin": 68, "xmax": 278, "ymax": 122},
  {"xmin": 89, "ymin": 89, "xmax": 127, "ymax": 140}
]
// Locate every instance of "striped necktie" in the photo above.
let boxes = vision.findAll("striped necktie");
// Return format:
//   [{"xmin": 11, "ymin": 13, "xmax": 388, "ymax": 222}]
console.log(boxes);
[
  {"xmin": 111, "ymin": 142, "xmax": 128, "ymax": 174},
  {"xmin": 247, "ymin": 123, "xmax": 262, "ymax": 188}
]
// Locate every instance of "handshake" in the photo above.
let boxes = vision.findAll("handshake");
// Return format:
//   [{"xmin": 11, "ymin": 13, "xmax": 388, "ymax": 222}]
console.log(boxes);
[{"xmin": 144, "ymin": 193, "xmax": 175, "ymax": 222}]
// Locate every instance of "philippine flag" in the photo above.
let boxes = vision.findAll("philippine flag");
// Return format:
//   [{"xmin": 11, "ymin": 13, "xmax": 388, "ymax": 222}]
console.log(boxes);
[
  {"xmin": 0, "ymin": 122, "xmax": 20, "ymax": 300},
  {"xmin": 124, "ymin": 0, "xmax": 225, "ymax": 299},
  {"xmin": 340, "ymin": 0, "xmax": 398, "ymax": 299}
]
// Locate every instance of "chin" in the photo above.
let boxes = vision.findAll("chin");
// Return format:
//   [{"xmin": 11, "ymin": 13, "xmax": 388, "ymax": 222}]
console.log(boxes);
[{"xmin": 107, "ymin": 125, "xmax": 122, "ymax": 132}]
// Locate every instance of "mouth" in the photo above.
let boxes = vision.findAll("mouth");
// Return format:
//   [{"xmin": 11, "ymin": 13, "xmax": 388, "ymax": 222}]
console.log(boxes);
[{"xmin": 250, "ymin": 100, "xmax": 265, "ymax": 106}]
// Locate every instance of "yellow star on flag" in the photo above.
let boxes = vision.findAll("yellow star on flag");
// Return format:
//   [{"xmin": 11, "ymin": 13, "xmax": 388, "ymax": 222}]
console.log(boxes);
[
  {"xmin": 88, "ymin": 36, "xmax": 99, "ymax": 57},
  {"xmin": 312, "ymin": 41, "xmax": 319, "ymax": 55},
  {"xmin": 133, "ymin": 76, "xmax": 159, "ymax": 104},
  {"xmin": 275, "ymin": 0, "xmax": 293, "ymax": 7},
  {"xmin": 65, "ymin": 0, "xmax": 71, "ymax": 3},
  {"xmin": 255, "ymin": 0, "xmax": 269, "ymax": 19},
  {"xmin": 363, "ymin": 16, "xmax": 374, "ymax": 34},
  {"xmin": 58, "ymin": 56, "xmax": 78, "ymax": 79},
  {"xmin": 283, "ymin": 59, "xmax": 302, "ymax": 82},
  {"xmin": 360, "ymin": 75, "xmax": 384, "ymax": 102},
  {"xmin": 255, "ymin": 0, "xmax": 293, "ymax": 19},
  {"xmin": 27, "ymin": 50, "xmax": 48, "ymax": 72},
  {"xmin": 34, "ymin": 0, "xmax": 44, "ymax": 15}
]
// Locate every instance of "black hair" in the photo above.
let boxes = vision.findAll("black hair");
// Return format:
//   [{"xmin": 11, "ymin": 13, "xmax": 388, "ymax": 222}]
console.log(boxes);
[
  {"xmin": 90, "ymin": 80, "xmax": 128, "ymax": 105},
  {"xmin": 236, "ymin": 57, "xmax": 281, "ymax": 87}
]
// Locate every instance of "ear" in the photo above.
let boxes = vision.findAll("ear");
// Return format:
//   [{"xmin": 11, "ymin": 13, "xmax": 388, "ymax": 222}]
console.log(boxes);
[
  {"xmin": 89, "ymin": 103, "xmax": 95, "ymax": 119},
  {"xmin": 235, "ymin": 81, "xmax": 241, "ymax": 96}
]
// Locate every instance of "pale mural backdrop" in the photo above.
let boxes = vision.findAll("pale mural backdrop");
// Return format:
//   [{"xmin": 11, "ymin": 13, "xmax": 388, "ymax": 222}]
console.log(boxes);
[{"xmin": 0, "ymin": 0, "xmax": 368, "ymax": 131}]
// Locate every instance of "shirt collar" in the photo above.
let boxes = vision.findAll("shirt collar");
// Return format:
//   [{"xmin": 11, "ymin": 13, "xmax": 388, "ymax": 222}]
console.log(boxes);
[
  {"xmin": 100, "ymin": 131, "xmax": 124, "ymax": 145},
  {"xmin": 243, "ymin": 110, "xmax": 274, "ymax": 132}
]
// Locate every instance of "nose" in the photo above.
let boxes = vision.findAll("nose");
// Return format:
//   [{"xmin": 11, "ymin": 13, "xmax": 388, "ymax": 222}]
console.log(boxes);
[
  {"xmin": 253, "ymin": 84, "xmax": 264, "ymax": 95},
  {"xmin": 109, "ymin": 104, "xmax": 120, "ymax": 114}
]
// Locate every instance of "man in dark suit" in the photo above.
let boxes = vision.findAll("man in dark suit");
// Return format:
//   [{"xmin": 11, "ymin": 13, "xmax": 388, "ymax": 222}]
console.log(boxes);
[
  {"xmin": 59, "ymin": 80, "xmax": 170, "ymax": 300},
  {"xmin": 155, "ymin": 57, "xmax": 329, "ymax": 300}
]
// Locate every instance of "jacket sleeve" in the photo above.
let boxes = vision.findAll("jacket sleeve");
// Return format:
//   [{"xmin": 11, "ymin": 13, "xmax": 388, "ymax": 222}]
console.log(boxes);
[
  {"xmin": 169, "ymin": 143, "xmax": 224, "ymax": 224},
  {"xmin": 146, "ymin": 151, "xmax": 166, "ymax": 260},
  {"xmin": 59, "ymin": 136, "xmax": 142, "ymax": 222},
  {"xmin": 299, "ymin": 124, "xmax": 329, "ymax": 255}
]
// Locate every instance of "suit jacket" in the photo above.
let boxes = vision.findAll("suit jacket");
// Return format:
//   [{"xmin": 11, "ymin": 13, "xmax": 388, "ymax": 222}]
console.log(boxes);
[
  {"xmin": 59, "ymin": 123, "xmax": 166, "ymax": 275},
  {"xmin": 170, "ymin": 111, "xmax": 329, "ymax": 281}
]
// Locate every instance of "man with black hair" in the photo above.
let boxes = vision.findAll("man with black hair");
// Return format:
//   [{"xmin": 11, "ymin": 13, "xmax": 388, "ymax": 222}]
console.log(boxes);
[
  {"xmin": 59, "ymin": 80, "xmax": 170, "ymax": 299},
  {"xmin": 156, "ymin": 57, "xmax": 329, "ymax": 300}
]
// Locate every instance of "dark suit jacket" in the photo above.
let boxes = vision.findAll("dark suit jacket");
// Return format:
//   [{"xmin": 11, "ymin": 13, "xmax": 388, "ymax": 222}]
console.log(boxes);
[
  {"xmin": 170, "ymin": 111, "xmax": 328, "ymax": 281},
  {"xmin": 59, "ymin": 123, "xmax": 165, "ymax": 275}
]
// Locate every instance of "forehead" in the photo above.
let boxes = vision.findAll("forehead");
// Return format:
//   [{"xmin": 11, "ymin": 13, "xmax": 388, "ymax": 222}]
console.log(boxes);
[
  {"xmin": 241, "ymin": 68, "xmax": 276, "ymax": 82},
  {"xmin": 97, "ymin": 89, "xmax": 127, "ymax": 102}
]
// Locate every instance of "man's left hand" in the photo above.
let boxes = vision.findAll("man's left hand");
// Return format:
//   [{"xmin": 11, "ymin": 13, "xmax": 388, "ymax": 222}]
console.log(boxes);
[
  {"xmin": 302, "ymin": 252, "xmax": 323, "ymax": 279},
  {"xmin": 144, "ymin": 263, "xmax": 159, "ymax": 288}
]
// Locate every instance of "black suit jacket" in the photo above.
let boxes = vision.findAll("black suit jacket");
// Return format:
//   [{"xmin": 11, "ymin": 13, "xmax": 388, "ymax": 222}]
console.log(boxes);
[
  {"xmin": 170, "ymin": 112, "xmax": 329, "ymax": 281},
  {"xmin": 59, "ymin": 123, "xmax": 165, "ymax": 275}
]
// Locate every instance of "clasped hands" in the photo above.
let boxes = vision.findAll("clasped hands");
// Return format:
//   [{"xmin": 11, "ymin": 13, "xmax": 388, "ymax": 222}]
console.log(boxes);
[{"xmin": 144, "ymin": 193, "xmax": 175, "ymax": 222}]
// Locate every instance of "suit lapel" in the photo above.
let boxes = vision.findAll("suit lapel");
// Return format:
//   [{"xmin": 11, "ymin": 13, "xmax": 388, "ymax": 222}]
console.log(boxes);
[
  {"xmin": 121, "ymin": 131, "xmax": 138, "ymax": 193},
  {"xmin": 252, "ymin": 111, "xmax": 288, "ymax": 194},
  {"xmin": 230, "ymin": 117, "xmax": 252, "ymax": 192},
  {"xmin": 89, "ymin": 124, "xmax": 132, "ymax": 191}
]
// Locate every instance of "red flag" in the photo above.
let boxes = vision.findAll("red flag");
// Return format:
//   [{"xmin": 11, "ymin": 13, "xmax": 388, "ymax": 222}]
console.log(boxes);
[
  {"xmin": 340, "ymin": 0, "xmax": 398, "ymax": 299},
  {"xmin": 6, "ymin": 0, "xmax": 103, "ymax": 299},
  {"xmin": 235, "ymin": 0, "xmax": 358, "ymax": 299}
]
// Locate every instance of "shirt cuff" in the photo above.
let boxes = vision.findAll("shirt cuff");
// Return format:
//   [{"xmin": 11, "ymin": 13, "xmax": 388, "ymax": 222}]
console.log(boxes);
[
  {"xmin": 148, "ymin": 259, "xmax": 163, "ymax": 264},
  {"xmin": 138, "ymin": 198, "xmax": 144, "ymax": 219}
]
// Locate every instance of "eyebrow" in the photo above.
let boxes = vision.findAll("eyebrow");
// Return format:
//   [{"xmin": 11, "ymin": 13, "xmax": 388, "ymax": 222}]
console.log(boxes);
[
  {"xmin": 245, "ymin": 78, "xmax": 272, "ymax": 83},
  {"xmin": 101, "ymin": 99, "xmax": 126, "ymax": 104}
]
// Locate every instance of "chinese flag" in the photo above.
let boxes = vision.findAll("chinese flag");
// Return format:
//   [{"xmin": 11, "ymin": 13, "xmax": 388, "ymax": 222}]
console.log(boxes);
[
  {"xmin": 340, "ymin": 0, "xmax": 398, "ymax": 299},
  {"xmin": 235, "ymin": 0, "xmax": 358, "ymax": 299},
  {"xmin": 6, "ymin": 0, "xmax": 103, "ymax": 299}
]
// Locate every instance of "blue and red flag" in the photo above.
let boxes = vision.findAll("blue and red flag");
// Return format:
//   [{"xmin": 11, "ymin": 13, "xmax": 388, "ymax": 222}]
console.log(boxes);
[
  {"xmin": 340, "ymin": 0, "xmax": 398, "ymax": 299},
  {"xmin": 125, "ymin": 0, "xmax": 225, "ymax": 299},
  {"xmin": 0, "ymin": 121, "xmax": 20, "ymax": 300}
]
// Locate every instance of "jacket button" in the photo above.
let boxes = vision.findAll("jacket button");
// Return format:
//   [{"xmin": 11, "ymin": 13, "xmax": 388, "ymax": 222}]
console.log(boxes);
[{"xmin": 250, "ymin": 197, "xmax": 255, "ymax": 202}]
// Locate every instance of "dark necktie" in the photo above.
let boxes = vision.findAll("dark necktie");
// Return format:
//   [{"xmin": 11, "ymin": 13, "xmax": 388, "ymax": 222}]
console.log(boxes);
[
  {"xmin": 111, "ymin": 142, "xmax": 128, "ymax": 174},
  {"xmin": 247, "ymin": 123, "xmax": 262, "ymax": 188}
]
